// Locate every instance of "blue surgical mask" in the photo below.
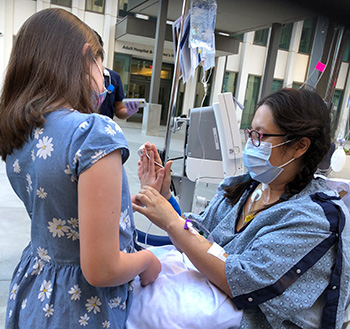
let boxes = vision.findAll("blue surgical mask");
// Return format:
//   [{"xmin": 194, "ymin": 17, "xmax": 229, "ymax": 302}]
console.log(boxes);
[
  {"xmin": 91, "ymin": 58, "xmax": 108, "ymax": 110},
  {"xmin": 243, "ymin": 139, "xmax": 295, "ymax": 184}
]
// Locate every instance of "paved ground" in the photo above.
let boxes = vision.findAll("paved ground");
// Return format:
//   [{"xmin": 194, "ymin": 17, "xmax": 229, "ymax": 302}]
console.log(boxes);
[{"xmin": 0, "ymin": 120, "xmax": 349, "ymax": 327}]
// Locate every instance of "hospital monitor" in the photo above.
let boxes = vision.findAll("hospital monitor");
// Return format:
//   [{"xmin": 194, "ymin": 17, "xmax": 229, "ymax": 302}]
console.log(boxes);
[{"xmin": 186, "ymin": 92, "xmax": 244, "ymax": 184}]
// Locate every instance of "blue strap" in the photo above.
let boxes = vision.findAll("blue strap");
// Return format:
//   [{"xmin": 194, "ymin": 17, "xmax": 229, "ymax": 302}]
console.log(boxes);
[
  {"xmin": 168, "ymin": 195, "xmax": 181, "ymax": 215},
  {"xmin": 311, "ymin": 193, "xmax": 344, "ymax": 329}
]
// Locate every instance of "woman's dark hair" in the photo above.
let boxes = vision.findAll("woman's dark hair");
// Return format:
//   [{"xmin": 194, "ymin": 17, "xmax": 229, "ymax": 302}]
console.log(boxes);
[
  {"xmin": 225, "ymin": 88, "xmax": 331, "ymax": 207},
  {"xmin": 0, "ymin": 8, "xmax": 104, "ymax": 160}
]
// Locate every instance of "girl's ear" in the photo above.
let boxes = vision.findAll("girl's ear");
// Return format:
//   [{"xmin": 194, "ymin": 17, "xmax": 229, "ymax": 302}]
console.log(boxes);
[
  {"xmin": 293, "ymin": 137, "xmax": 311, "ymax": 159},
  {"xmin": 82, "ymin": 43, "xmax": 90, "ymax": 56}
]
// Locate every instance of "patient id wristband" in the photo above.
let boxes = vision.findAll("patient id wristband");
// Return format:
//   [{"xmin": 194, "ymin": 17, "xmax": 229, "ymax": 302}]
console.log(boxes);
[
  {"xmin": 168, "ymin": 195, "xmax": 181, "ymax": 215},
  {"xmin": 207, "ymin": 242, "xmax": 227, "ymax": 262}
]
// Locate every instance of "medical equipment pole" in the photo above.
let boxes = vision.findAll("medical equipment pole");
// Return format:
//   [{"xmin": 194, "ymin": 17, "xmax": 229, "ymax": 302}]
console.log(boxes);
[{"xmin": 163, "ymin": 0, "xmax": 189, "ymax": 162}]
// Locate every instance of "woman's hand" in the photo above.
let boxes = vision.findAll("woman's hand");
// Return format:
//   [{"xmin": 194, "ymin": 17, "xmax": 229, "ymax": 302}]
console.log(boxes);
[
  {"xmin": 138, "ymin": 249, "xmax": 161, "ymax": 286},
  {"xmin": 132, "ymin": 186, "xmax": 181, "ymax": 232}
]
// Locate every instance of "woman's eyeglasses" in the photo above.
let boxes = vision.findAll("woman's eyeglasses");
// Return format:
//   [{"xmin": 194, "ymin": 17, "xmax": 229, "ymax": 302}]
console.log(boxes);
[{"xmin": 244, "ymin": 128, "xmax": 287, "ymax": 147}]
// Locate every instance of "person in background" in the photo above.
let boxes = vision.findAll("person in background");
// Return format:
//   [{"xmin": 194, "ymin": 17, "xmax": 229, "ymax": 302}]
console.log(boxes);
[
  {"xmin": 133, "ymin": 88, "xmax": 350, "ymax": 329},
  {"xmin": 0, "ymin": 9, "xmax": 161, "ymax": 329},
  {"xmin": 94, "ymin": 31, "xmax": 140, "ymax": 120}
]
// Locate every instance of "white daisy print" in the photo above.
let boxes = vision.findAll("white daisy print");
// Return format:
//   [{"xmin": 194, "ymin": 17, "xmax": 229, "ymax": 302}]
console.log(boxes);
[
  {"xmin": 67, "ymin": 229, "xmax": 79, "ymax": 241},
  {"xmin": 21, "ymin": 298, "xmax": 27, "ymax": 309},
  {"xmin": 8, "ymin": 310, "xmax": 12, "ymax": 318},
  {"xmin": 79, "ymin": 121, "xmax": 89, "ymax": 129},
  {"xmin": 120, "ymin": 209, "xmax": 130, "ymax": 231},
  {"xmin": 32, "ymin": 258, "xmax": 45, "ymax": 276},
  {"xmin": 79, "ymin": 314, "xmax": 89, "ymax": 326},
  {"xmin": 105, "ymin": 124, "xmax": 116, "ymax": 136},
  {"xmin": 31, "ymin": 150, "xmax": 35, "ymax": 161},
  {"xmin": 43, "ymin": 303, "xmax": 54, "ymax": 318},
  {"xmin": 26, "ymin": 173, "xmax": 33, "ymax": 193},
  {"xmin": 38, "ymin": 280, "xmax": 52, "ymax": 302},
  {"xmin": 13, "ymin": 159, "xmax": 21, "ymax": 173},
  {"xmin": 10, "ymin": 283, "xmax": 19, "ymax": 300},
  {"xmin": 33, "ymin": 127, "xmax": 44, "ymax": 139},
  {"xmin": 108, "ymin": 297, "xmax": 121, "ymax": 309},
  {"xmin": 85, "ymin": 296, "xmax": 101, "ymax": 314},
  {"xmin": 68, "ymin": 217, "xmax": 79, "ymax": 229},
  {"xmin": 114, "ymin": 122, "xmax": 122, "ymax": 133},
  {"xmin": 91, "ymin": 150, "xmax": 107, "ymax": 164},
  {"xmin": 36, "ymin": 136, "xmax": 54, "ymax": 160},
  {"xmin": 68, "ymin": 284, "xmax": 82, "ymax": 301},
  {"xmin": 73, "ymin": 149, "xmax": 82, "ymax": 165},
  {"xmin": 37, "ymin": 187, "xmax": 48, "ymax": 199},
  {"xmin": 48, "ymin": 218, "xmax": 69, "ymax": 238},
  {"xmin": 64, "ymin": 165, "xmax": 75, "ymax": 182},
  {"xmin": 37, "ymin": 247, "xmax": 51, "ymax": 262},
  {"xmin": 102, "ymin": 320, "xmax": 111, "ymax": 328},
  {"xmin": 120, "ymin": 301, "xmax": 126, "ymax": 310}
]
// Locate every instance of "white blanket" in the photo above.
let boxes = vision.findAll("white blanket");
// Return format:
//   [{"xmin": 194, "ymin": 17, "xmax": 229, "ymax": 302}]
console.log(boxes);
[{"xmin": 126, "ymin": 245, "xmax": 242, "ymax": 329}]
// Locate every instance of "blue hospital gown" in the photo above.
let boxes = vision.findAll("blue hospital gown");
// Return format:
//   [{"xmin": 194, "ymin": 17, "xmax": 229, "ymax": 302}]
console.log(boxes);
[
  {"xmin": 5, "ymin": 110, "xmax": 135, "ymax": 329},
  {"xmin": 186, "ymin": 174, "xmax": 350, "ymax": 329}
]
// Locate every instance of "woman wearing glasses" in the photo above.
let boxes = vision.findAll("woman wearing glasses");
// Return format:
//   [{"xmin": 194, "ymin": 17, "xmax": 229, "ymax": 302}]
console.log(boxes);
[{"xmin": 132, "ymin": 88, "xmax": 350, "ymax": 329}]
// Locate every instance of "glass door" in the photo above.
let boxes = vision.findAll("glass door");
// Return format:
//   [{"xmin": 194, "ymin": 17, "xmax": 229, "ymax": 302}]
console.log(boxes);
[{"xmin": 126, "ymin": 78, "xmax": 150, "ymax": 123}]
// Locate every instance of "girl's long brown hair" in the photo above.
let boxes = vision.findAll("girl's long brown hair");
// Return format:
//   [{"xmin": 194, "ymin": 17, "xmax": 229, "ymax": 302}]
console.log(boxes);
[{"xmin": 0, "ymin": 8, "xmax": 104, "ymax": 160}]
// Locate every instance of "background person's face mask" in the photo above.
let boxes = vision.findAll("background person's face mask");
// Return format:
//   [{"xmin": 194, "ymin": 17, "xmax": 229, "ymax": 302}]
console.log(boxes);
[
  {"xmin": 91, "ymin": 58, "xmax": 108, "ymax": 111},
  {"xmin": 243, "ymin": 139, "xmax": 295, "ymax": 184}
]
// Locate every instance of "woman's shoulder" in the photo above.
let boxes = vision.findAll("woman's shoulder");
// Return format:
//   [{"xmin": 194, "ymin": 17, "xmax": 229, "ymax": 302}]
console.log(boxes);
[{"xmin": 217, "ymin": 173, "xmax": 251, "ymax": 191}]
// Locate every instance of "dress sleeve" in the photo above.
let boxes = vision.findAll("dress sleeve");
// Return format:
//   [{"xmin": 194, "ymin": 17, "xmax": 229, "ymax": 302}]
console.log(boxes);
[{"xmin": 67, "ymin": 113, "xmax": 129, "ymax": 181}]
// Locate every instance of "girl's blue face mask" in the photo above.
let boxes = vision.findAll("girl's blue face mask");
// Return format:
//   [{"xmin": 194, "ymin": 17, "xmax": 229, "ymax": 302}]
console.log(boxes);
[
  {"xmin": 243, "ymin": 139, "xmax": 295, "ymax": 184},
  {"xmin": 91, "ymin": 58, "xmax": 107, "ymax": 111}
]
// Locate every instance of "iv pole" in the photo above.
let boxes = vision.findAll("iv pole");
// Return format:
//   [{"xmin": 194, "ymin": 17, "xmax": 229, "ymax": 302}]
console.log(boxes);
[{"xmin": 162, "ymin": 0, "xmax": 189, "ymax": 162}]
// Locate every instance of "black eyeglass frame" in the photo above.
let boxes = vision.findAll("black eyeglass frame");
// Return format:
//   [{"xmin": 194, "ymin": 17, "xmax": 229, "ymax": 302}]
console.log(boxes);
[{"xmin": 244, "ymin": 128, "xmax": 287, "ymax": 147}]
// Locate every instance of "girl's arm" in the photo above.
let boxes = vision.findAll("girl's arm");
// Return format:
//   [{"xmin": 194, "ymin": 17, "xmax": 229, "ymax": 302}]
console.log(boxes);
[{"xmin": 78, "ymin": 150, "xmax": 161, "ymax": 287}]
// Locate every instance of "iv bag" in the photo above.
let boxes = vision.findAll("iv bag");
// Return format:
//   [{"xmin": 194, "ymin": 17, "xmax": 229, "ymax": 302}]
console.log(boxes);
[{"xmin": 190, "ymin": 0, "xmax": 217, "ymax": 50}]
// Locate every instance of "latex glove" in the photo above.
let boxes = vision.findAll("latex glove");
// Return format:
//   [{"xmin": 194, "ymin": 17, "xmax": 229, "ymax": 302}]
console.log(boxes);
[{"xmin": 125, "ymin": 101, "xmax": 139, "ymax": 116}]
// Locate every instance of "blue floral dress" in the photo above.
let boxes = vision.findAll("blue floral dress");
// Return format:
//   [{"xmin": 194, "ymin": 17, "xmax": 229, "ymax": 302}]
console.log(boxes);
[{"xmin": 5, "ymin": 110, "xmax": 135, "ymax": 329}]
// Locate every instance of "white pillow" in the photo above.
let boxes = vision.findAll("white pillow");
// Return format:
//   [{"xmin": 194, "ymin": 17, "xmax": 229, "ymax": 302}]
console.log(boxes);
[{"xmin": 126, "ymin": 245, "xmax": 242, "ymax": 329}]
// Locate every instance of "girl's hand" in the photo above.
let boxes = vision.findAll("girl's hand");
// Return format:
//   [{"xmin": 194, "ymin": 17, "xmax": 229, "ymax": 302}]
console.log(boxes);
[
  {"xmin": 138, "ymin": 147, "xmax": 165, "ymax": 192},
  {"xmin": 138, "ymin": 249, "xmax": 161, "ymax": 286},
  {"xmin": 132, "ymin": 186, "xmax": 180, "ymax": 232},
  {"xmin": 138, "ymin": 143, "xmax": 172, "ymax": 199}
]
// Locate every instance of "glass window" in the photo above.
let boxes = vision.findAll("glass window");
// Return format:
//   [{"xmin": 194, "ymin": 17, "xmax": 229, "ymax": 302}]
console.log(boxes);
[
  {"xmin": 86, "ymin": 0, "xmax": 105, "ymax": 14},
  {"xmin": 292, "ymin": 82, "xmax": 303, "ymax": 89},
  {"xmin": 253, "ymin": 28, "xmax": 269, "ymax": 46},
  {"xmin": 241, "ymin": 75, "xmax": 261, "ymax": 129},
  {"xmin": 50, "ymin": 0, "xmax": 72, "ymax": 7},
  {"xmin": 279, "ymin": 23, "xmax": 293, "ymax": 50},
  {"xmin": 222, "ymin": 71, "xmax": 237, "ymax": 95},
  {"xmin": 119, "ymin": 0, "xmax": 131, "ymax": 18},
  {"xmin": 342, "ymin": 38, "xmax": 350, "ymax": 62},
  {"xmin": 298, "ymin": 19, "xmax": 315, "ymax": 54},
  {"xmin": 272, "ymin": 79, "xmax": 284, "ymax": 93},
  {"xmin": 113, "ymin": 53, "xmax": 131, "ymax": 97},
  {"xmin": 331, "ymin": 89, "xmax": 344, "ymax": 136},
  {"xmin": 233, "ymin": 33, "xmax": 244, "ymax": 42}
]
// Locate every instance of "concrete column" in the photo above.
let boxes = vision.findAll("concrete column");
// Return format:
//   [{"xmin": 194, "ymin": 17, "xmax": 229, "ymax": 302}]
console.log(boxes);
[
  {"xmin": 284, "ymin": 21, "xmax": 303, "ymax": 87},
  {"xmin": 260, "ymin": 23, "xmax": 282, "ymax": 98},
  {"xmin": 142, "ymin": 103, "xmax": 162, "ymax": 136},
  {"xmin": 149, "ymin": 0, "xmax": 169, "ymax": 104}
]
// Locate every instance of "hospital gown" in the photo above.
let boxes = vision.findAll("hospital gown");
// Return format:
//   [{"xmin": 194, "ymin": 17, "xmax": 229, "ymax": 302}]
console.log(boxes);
[{"xmin": 187, "ymin": 174, "xmax": 350, "ymax": 329}]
